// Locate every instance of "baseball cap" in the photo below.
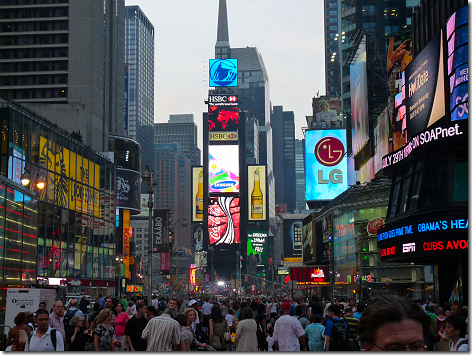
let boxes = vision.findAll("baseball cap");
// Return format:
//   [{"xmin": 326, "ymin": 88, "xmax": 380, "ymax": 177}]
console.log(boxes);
[
  {"xmin": 281, "ymin": 302, "xmax": 291, "ymax": 310},
  {"xmin": 188, "ymin": 299, "xmax": 197, "ymax": 307}
]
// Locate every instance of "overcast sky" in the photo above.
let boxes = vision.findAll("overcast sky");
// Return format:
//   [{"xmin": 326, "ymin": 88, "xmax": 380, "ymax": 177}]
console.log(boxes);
[{"xmin": 124, "ymin": 0, "xmax": 326, "ymax": 146}]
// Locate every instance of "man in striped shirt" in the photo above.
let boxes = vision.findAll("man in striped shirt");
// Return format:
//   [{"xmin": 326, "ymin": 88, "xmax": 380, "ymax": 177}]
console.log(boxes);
[{"xmin": 141, "ymin": 307, "xmax": 181, "ymax": 351}]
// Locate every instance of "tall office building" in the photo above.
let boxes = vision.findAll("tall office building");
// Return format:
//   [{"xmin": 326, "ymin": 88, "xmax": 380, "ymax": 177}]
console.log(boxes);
[
  {"xmin": 340, "ymin": 0, "xmax": 419, "ymax": 125},
  {"xmin": 0, "ymin": 0, "xmax": 125, "ymax": 152},
  {"xmin": 295, "ymin": 139, "xmax": 306, "ymax": 211},
  {"xmin": 214, "ymin": 0, "xmax": 274, "ymax": 219},
  {"xmin": 153, "ymin": 143, "xmax": 191, "ymax": 250},
  {"xmin": 271, "ymin": 106, "xmax": 296, "ymax": 213},
  {"xmin": 154, "ymin": 115, "xmax": 201, "ymax": 166},
  {"xmin": 125, "ymin": 6, "xmax": 154, "ymax": 174},
  {"xmin": 324, "ymin": 0, "xmax": 342, "ymax": 97}
]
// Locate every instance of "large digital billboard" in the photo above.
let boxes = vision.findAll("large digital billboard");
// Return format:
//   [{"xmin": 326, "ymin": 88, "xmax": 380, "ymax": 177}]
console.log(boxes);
[
  {"xmin": 405, "ymin": 31, "xmax": 445, "ymax": 138},
  {"xmin": 350, "ymin": 38, "xmax": 369, "ymax": 156},
  {"xmin": 290, "ymin": 266, "xmax": 330, "ymax": 286},
  {"xmin": 247, "ymin": 165, "xmax": 266, "ymax": 221},
  {"xmin": 309, "ymin": 96, "xmax": 343, "ymax": 128},
  {"xmin": 283, "ymin": 219, "xmax": 303, "ymax": 259},
  {"xmin": 387, "ymin": 34, "xmax": 413, "ymax": 151},
  {"xmin": 208, "ymin": 94, "xmax": 239, "ymax": 141},
  {"xmin": 447, "ymin": 6, "xmax": 468, "ymax": 122},
  {"xmin": 247, "ymin": 230, "xmax": 268, "ymax": 267},
  {"xmin": 209, "ymin": 59, "xmax": 238, "ymax": 87},
  {"xmin": 209, "ymin": 145, "xmax": 239, "ymax": 193},
  {"xmin": 192, "ymin": 167, "xmax": 203, "ymax": 221},
  {"xmin": 302, "ymin": 213, "xmax": 316, "ymax": 264},
  {"xmin": 305, "ymin": 129, "xmax": 348, "ymax": 201},
  {"xmin": 208, "ymin": 196, "xmax": 240, "ymax": 245},
  {"xmin": 373, "ymin": 108, "xmax": 390, "ymax": 174}
]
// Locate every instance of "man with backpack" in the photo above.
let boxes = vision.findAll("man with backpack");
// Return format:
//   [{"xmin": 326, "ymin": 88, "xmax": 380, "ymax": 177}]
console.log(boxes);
[
  {"xmin": 64, "ymin": 299, "xmax": 83, "ymax": 334},
  {"xmin": 25, "ymin": 309, "xmax": 64, "ymax": 351},
  {"xmin": 323, "ymin": 304, "xmax": 351, "ymax": 351}
]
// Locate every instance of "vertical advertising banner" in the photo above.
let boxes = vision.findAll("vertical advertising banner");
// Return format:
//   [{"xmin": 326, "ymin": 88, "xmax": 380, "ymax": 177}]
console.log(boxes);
[
  {"xmin": 247, "ymin": 165, "xmax": 266, "ymax": 221},
  {"xmin": 405, "ymin": 31, "xmax": 445, "ymax": 138},
  {"xmin": 387, "ymin": 34, "xmax": 413, "ymax": 151},
  {"xmin": 283, "ymin": 220, "xmax": 303, "ymax": 259},
  {"xmin": 194, "ymin": 226, "xmax": 204, "ymax": 251},
  {"xmin": 192, "ymin": 167, "xmax": 204, "ymax": 221},
  {"xmin": 373, "ymin": 108, "xmax": 390, "ymax": 174},
  {"xmin": 160, "ymin": 252, "xmax": 170, "ymax": 275},
  {"xmin": 305, "ymin": 129, "xmax": 348, "ymax": 201},
  {"xmin": 190, "ymin": 266, "xmax": 196, "ymax": 286},
  {"xmin": 302, "ymin": 214, "xmax": 316, "ymax": 264},
  {"xmin": 153, "ymin": 209, "xmax": 169, "ymax": 253},
  {"xmin": 247, "ymin": 230, "xmax": 268, "ymax": 267},
  {"xmin": 208, "ymin": 197, "xmax": 240, "ymax": 245},
  {"xmin": 123, "ymin": 227, "xmax": 130, "ymax": 278},
  {"xmin": 208, "ymin": 145, "xmax": 239, "ymax": 193},
  {"xmin": 447, "ymin": 6, "xmax": 468, "ymax": 122},
  {"xmin": 350, "ymin": 38, "xmax": 369, "ymax": 156}
]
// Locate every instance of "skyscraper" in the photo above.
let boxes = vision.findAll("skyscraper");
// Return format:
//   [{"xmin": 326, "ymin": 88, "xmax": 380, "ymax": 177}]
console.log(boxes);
[
  {"xmin": 214, "ymin": 0, "xmax": 274, "ymax": 219},
  {"xmin": 0, "ymin": 0, "xmax": 125, "ymax": 152},
  {"xmin": 324, "ymin": 0, "xmax": 342, "ymax": 97},
  {"xmin": 295, "ymin": 139, "xmax": 306, "ymax": 211},
  {"xmin": 154, "ymin": 115, "xmax": 201, "ymax": 166},
  {"xmin": 125, "ymin": 5, "xmax": 155, "ymax": 175},
  {"xmin": 153, "ymin": 143, "xmax": 191, "ymax": 250},
  {"xmin": 271, "ymin": 106, "xmax": 296, "ymax": 213}
]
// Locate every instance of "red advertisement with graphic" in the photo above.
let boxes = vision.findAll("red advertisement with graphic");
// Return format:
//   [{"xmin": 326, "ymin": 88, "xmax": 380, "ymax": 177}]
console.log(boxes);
[{"xmin": 208, "ymin": 197, "xmax": 240, "ymax": 245}]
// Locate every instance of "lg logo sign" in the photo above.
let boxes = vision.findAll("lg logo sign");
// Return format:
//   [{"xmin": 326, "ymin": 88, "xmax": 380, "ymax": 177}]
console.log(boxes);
[{"xmin": 315, "ymin": 137, "xmax": 345, "ymax": 184}]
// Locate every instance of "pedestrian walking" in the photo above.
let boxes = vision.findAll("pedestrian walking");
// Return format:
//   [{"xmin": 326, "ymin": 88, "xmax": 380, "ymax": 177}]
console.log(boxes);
[
  {"xmin": 124, "ymin": 302, "xmax": 148, "ymax": 351},
  {"xmin": 183, "ymin": 307, "xmax": 208, "ymax": 349},
  {"xmin": 5, "ymin": 312, "xmax": 32, "ymax": 351},
  {"xmin": 24, "ymin": 309, "xmax": 64, "ymax": 351},
  {"xmin": 113, "ymin": 302, "xmax": 129, "ymax": 351},
  {"xmin": 141, "ymin": 307, "xmax": 181, "ymax": 351},
  {"xmin": 273, "ymin": 302, "xmax": 307, "ymax": 351},
  {"xmin": 93, "ymin": 308, "xmax": 120, "ymax": 351},
  {"xmin": 66, "ymin": 315, "xmax": 90, "ymax": 351},
  {"xmin": 49, "ymin": 300, "xmax": 66, "ymax": 342},
  {"xmin": 444, "ymin": 314, "xmax": 468, "ymax": 351},
  {"xmin": 255, "ymin": 304, "xmax": 268, "ymax": 351},
  {"xmin": 305, "ymin": 314, "xmax": 325, "ymax": 351},
  {"xmin": 233, "ymin": 307, "xmax": 258, "ymax": 352},
  {"xmin": 209, "ymin": 305, "xmax": 228, "ymax": 351}
]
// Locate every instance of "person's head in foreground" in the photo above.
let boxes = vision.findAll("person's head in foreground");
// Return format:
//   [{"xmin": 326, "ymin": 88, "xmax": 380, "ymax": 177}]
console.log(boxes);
[{"xmin": 358, "ymin": 295, "xmax": 431, "ymax": 351}]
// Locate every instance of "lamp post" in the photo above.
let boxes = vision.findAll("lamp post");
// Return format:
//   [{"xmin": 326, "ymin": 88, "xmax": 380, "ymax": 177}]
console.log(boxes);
[
  {"xmin": 142, "ymin": 165, "xmax": 157, "ymax": 302},
  {"xmin": 20, "ymin": 167, "xmax": 46, "ymax": 192},
  {"xmin": 169, "ymin": 217, "xmax": 187, "ymax": 296}
]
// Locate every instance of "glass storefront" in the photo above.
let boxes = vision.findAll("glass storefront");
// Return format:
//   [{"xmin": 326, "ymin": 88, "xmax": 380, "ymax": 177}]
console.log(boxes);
[{"xmin": 0, "ymin": 100, "xmax": 116, "ymax": 298}]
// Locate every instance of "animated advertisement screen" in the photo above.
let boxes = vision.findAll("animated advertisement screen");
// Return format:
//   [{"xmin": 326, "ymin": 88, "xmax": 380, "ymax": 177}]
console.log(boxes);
[
  {"xmin": 283, "ymin": 219, "xmax": 303, "ymax": 259},
  {"xmin": 247, "ymin": 230, "xmax": 268, "ymax": 267},
  {"xmin": 208, "ymin": 145, "xmax": 239, "ymax": 193},
  {"xmin": 192, "ymin": 167, "xmax": 203, "ymax": 222},
  {"xmin": 247, "ymin": 165, "xmax": 266, "ymax": 221},
  {"xmin": 208, "ymin": 196, "xmax": 240, "ymax": 245},
  {"xmin": 290, "ymin": 266, "xmax": 330, "ymax": 285},
  {"xmin": 305, "ymin": 129, "xmax": 348, "ymax": 201},
  {"xmin": 208, "ymin": 94, "xmax": 239, "ymax": 140},
  {"xmin": 209, "ymin": 59, "xmax": 238, "ymax": 87},
  {"xmin": 350, "ymin": 38, "xmax": 369, "ymax": 156}
]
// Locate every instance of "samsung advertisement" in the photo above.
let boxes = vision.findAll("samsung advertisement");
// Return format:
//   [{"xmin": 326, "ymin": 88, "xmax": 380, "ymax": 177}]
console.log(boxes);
[
  {"xmin": 247, "ymin": 230, "xmax": 268, "ymax": 267},
  {"xmin": 208, "ymin": 145, "xmax": 239, "ymax": 193},
  {"xmin": 305, "ymin": 129, "xmax": 348, "ymax": 201}
]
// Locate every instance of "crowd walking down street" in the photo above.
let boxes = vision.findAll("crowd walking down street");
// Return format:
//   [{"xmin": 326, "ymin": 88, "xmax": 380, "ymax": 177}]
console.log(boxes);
[{"xmin": 4, "ymin": 293, "xmax": 468, "ymax": 351}]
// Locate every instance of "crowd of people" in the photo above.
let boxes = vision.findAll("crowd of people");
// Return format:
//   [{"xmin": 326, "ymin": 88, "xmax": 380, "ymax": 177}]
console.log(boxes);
[{"xmin": 4, "ymin": 293, "xmax": 468, "ymax": 351}]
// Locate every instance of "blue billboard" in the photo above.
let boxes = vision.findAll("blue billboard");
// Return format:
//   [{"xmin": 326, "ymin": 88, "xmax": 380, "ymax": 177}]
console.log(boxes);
[
  {"xmin": 209, "ymin": 59, "xmax": 238, "ymax": 87},
  {"xmin": 305, "ymin": 129, "xmax": 348, "ymax": 201}
]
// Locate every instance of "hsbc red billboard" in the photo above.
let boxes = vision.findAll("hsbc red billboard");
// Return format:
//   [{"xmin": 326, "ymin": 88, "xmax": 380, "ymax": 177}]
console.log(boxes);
[
  {"xmin": 290, "ymin": 266, "xmax": 330, "ymax": 286},
  {"xmin": 208, "ymin": 94, "xmax": 239, "ymax": 142}
]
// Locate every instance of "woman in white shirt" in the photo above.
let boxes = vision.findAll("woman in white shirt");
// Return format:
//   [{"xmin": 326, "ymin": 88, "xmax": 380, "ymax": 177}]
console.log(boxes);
[{"xmin": 268, "ymin": 298, "xmax": 278, "ymax": 319}]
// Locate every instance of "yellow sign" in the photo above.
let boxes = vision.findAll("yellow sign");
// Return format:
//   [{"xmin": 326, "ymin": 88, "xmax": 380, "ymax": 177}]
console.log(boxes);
[
  {"xmin": 126, "ymin": 285, "xmax": 143, "ymax": 292},
  {"xmin": 39, "ymin": 137, "xmax": 100, "ymax": 217},
  {"xmin": 248, "ymin": 166, "xmax": 266, "ymax": 221},
  {"xmin": 284, "ymin": 257, "xmax": 303, "ymax": 263},
  {"xmin": 192, "ymin": 167, "xmax": 203, "ymax": 222}
]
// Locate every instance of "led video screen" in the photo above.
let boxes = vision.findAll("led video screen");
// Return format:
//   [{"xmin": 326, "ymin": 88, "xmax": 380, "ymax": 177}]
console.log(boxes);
[
  {"xmin": 208, "ymin": 196, "xmax": 240, "ymax": 245},
  {"xmin": 208, "ymin": 145, "xmax": 239, "ymax": 193}
]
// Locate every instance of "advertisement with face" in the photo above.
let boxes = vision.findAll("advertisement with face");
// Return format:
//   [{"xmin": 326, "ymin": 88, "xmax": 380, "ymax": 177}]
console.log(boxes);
[
  {"xmin": 208, "ymin": 145, "xmax": 239, "ymax": 193},
  {"xmin": 305, "ymin": 129, "xmax": 348, "ymax": 201},
  {"xmin": 283, "ymin": 220, "xmax": 302, "ymax": 259},
  {"xmin": 311, "ymin": 97, "xmax": 343, "ymax": 128},
  {"xmin": 302, "ymin": 214, "xmax": 315, "ymax": 264},
  {"xmin": 208, "ymin": 196, "xmax": 240, "ymax": 245},
  {"xmin": 192, "ymin": 167, "xmax": 203, "ymax": 221},
  {"xmin": 387, "ymin": 34, "xmax": 413, "ymax": 151},
  {"xmin": 194, "ymin": 226, "xmax": 203, "ymax": 251},
  {"xmin": 350, "ymin": 38, "xmax": 369, "ymax": 156},
  {"xmin": 247, "ymin": 230, "xmax": 268, "ymax": 267},
  {"xmin": 248, "ymin": 165, "xmax": 266, "ymax": 221}
]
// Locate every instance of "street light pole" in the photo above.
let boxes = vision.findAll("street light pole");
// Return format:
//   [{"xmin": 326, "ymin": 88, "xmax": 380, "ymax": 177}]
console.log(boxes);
[{"xmin": 142, "ymin": 165, "xmax": 157, "ymax": 303}]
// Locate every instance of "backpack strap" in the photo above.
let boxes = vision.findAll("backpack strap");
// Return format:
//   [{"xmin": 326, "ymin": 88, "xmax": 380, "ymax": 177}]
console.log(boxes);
[
  {"xmin": 51, "ymin": 328, "xmax": 57, "ymax": 350},
  {"xmin": 27, "ymin": 331, "xmax": 33, "ymax": 348},
  {"xmin": 457, "ymin": 339, "xmax": 468, "ymax": 349}
]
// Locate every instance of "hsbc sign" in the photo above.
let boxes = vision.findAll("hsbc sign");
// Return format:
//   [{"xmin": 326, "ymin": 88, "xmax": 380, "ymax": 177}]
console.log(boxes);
[
  {"xmin": 210, "ymin": 132, "xmax": 239, "ymax": 141},
  {"xmin": 208, "ymin": 95, "xmax": 238, "ymax": 105}
]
